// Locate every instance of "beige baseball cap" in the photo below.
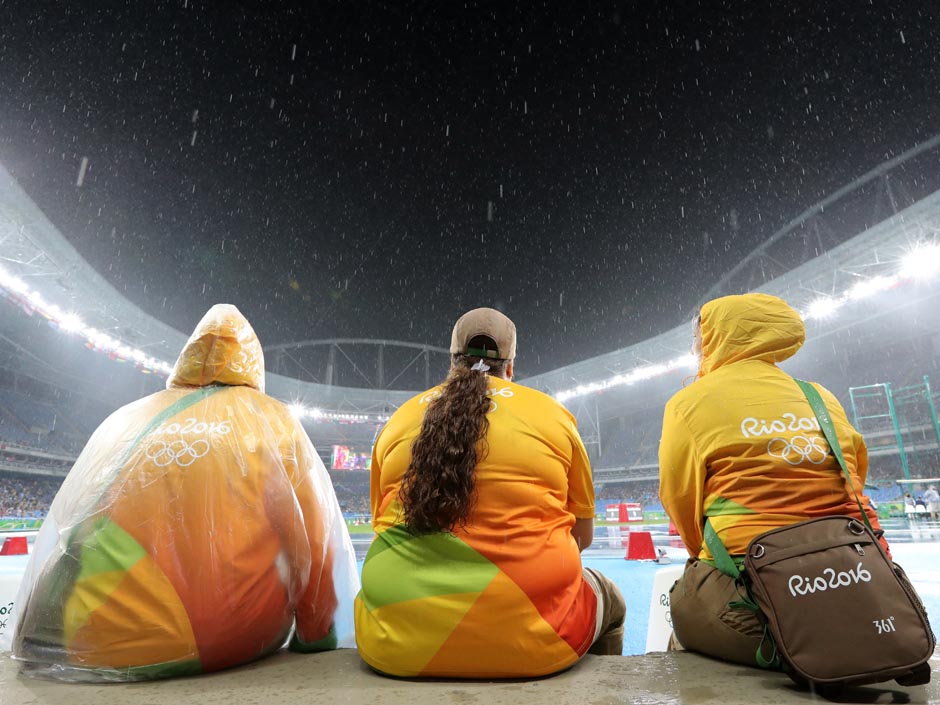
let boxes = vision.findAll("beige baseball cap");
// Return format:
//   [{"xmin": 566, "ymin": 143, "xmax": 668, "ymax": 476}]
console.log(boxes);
[{"xmin": 450, "ymin": 307, "xmax": 517, "ymax": 360}]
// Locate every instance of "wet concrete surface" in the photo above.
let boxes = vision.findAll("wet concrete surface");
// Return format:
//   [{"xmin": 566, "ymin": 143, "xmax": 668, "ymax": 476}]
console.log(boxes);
[{"xmin": 2, "ymin": 648, "xmax": 938, "ymax": 705}]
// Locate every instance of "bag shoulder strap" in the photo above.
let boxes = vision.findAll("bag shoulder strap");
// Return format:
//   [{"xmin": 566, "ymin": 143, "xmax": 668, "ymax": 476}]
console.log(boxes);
[{"xmin": 793, "ymin": 378, "xmax": 875, "ymax": 535}]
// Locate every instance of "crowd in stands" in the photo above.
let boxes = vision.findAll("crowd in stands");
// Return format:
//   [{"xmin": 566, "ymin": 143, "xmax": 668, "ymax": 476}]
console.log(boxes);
[
  {"xmin": 595, "ymin": 480, "xmax": 660, "ymax": 508},
  {"xmin": 329, "ymin": 471, "xmax": 371, "ymax": 515},
  {"xmin": 0, "ymin": 471, "xmax": 63, "ymax": 517}
]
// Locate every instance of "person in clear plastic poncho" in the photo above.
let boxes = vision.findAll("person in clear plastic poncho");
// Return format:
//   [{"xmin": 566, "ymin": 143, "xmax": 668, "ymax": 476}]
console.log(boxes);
[{"xmin": 10, "ymin": 304, "xmax": 359, "ymax": 681}]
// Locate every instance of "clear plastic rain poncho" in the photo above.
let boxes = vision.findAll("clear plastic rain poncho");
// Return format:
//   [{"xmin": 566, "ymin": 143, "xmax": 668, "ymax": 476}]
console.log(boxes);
[{"xmin": 8, "ymin": 304, "xmax": 359, "ymax": 681}]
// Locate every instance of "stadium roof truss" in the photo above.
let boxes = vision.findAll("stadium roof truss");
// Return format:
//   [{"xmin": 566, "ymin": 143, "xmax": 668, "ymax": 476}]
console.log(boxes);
[{"xmin": 265, "ymin": 337, "xmax": 451, "ymax": 391}]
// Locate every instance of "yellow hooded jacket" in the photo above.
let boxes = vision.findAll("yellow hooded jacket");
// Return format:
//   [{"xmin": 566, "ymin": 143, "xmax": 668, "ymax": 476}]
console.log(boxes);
[
  {"xmin": 658, "ymin": 293, "xmax": 883, "ymax": 561},
  {"xmin": 12, "ymin": 304, "xmax": 359, "ymax": 681}
]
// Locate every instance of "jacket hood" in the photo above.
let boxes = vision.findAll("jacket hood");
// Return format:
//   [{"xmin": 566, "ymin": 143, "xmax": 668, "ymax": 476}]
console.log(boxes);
[
  {"xmin": 167, "ymin": 304, "xmax": 265, "ymax": 392},
  {"xmin": 697, "ymin": 293, "xmax": 805, "ymax": 377}
]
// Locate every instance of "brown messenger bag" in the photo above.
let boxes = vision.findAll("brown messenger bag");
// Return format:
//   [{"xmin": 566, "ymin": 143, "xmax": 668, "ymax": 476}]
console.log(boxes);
[
  {"xmin": 743, "ymin": 515, "xmax": 934, "ymax": 687},
  {"xmin": 704, "ymin": 379, "xmax": 935, "ymax": 688}
]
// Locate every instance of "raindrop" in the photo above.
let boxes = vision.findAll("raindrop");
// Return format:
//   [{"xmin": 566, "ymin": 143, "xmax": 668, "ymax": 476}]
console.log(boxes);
[
  {"xmin": 75, "ymin": 156, "xmax": 89, "ymax": 187},
  {"xmin": 899, "ymin": 31, "xmax": 906, "ymax": 44}
]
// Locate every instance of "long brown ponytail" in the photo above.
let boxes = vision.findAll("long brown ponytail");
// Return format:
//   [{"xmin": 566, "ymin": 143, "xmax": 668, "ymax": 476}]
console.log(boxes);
[{"xmin": 399, "ymin": 353, "xmax": 509, "ymax": 534}]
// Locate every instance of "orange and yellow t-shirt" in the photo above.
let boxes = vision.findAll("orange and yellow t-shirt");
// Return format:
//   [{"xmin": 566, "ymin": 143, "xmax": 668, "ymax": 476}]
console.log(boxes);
[{"xmin": 355, "ymin": 377, "xmax": 597, "ymax": 678}]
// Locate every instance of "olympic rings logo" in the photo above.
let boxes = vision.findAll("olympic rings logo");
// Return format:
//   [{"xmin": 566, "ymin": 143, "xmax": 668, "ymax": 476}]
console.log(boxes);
[
  {"xmin": 145, "ymin": 439, "xmax": 210, "ymax": 467},
  {"xmin": 766, "ymin": 435, "xmax": 830, "ymax": 466}
]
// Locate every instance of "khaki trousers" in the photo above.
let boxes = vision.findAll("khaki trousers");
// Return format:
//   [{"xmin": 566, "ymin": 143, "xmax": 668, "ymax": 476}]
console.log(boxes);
[
  {"xmin": 669, "ymin": 558, "xmax": 764, "ymax": 666},
  {"xmin": 583, "ymin": 568, "xmax": 626, "ymax": 655}
]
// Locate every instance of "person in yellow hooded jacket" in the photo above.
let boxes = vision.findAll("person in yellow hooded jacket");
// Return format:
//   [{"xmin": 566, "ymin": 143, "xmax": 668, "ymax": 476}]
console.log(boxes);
[
  {"xmin": 11, "ymin": 304, "xmax": 359, "ymax": 681},
  {"xmin": 658, "ymin": 293, "xmax": 885, "ymax": 666}
]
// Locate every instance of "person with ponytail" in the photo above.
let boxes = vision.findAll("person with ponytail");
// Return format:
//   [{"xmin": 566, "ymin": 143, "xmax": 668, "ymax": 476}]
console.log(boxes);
[{"xmin": 355, "ymin": 308, "xmax": 625, "ymax": 678}]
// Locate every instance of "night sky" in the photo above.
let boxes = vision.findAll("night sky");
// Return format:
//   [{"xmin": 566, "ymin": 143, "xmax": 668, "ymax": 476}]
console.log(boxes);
[{"xmin": 1, "ymin": 2, "xmax": 939, "ymax": 376}]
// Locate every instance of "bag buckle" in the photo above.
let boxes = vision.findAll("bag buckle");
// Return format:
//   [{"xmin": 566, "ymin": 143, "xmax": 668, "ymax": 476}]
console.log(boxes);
[
  {"xmin": 848, "ymin": 519, "xmax": 866, "ymax": 535},
  {"xmin": 750, "ymin": 544, "xmax": 765, "ymax": 559}
]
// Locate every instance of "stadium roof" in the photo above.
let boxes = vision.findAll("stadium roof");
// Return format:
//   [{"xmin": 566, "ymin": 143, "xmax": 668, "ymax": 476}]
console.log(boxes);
[{"xmin": 2, "ymin": 158, "xmax": 939, "ymax": 419}]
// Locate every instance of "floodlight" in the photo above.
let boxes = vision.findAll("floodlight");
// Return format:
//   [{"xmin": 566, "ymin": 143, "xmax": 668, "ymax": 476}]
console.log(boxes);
[
  {"xmin": 900, "ymin": 243, "xmax": 940, "ymax": 281},
  {"xmin": 0, "ymin": 268, "xmax": 28, "ymax": 293},
  {"xmin": 805, "ymin": 297, "xmax": 841, "ymax": 320},
  {"xmin": 59, "ymin": 312, "xmax": 84, "ymax": 333},
  {"xmin": 847, "ymin": 275, "xmax": 897, "ymax": 301}
]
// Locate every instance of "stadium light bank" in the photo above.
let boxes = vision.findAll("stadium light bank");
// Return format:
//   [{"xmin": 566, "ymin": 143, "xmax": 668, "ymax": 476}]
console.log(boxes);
[
  {"xmin": 2, "ymin": 243, "xmax": 939, "ymax": 411},
  {"xmin": 286, "ymin": 403, "xmax": 387, "ymax": 424},
  {"xmin": 0, "ymin": 265, "xmax": 174, "ymax": 376}
]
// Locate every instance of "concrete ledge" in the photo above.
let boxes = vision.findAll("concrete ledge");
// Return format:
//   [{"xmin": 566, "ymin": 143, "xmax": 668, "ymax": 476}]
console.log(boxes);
[{"xmin": 1, "ymin": 648, "xmax": 938, "ymax": 705}]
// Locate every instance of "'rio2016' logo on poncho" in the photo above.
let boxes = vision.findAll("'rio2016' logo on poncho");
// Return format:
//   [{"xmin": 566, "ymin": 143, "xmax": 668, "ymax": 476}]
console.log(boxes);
[
  {"xmin": 153, "ymin": 417, "xmax": 231, "ymax": 435},
  {"xmin": 788, "ymin": 562, "xmax": 872, "ymax": 597},
  {"xmin": 740, "ymin": 412, "xmax": 820, "ymax": 438}
]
